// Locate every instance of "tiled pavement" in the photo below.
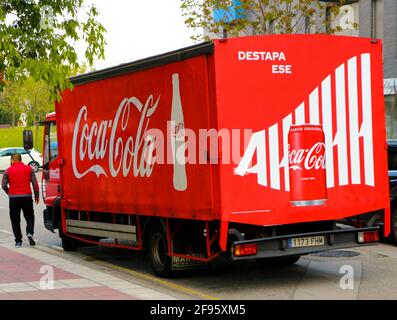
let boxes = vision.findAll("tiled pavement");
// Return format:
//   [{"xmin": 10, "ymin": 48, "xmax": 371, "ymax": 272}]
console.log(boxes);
[{"xmin": 0, "ymin": 242, "xmax": 177, "ymax": 300}]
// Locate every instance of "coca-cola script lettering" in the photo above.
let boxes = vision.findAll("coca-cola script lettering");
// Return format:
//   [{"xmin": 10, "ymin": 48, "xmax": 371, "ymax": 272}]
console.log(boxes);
[
  {"xmin": 72, "ymin": 94, "xmax": 159, "ymax": 179},
  {"xmin": 289, "ymin": 142, "xmax": 326, "ymax": 171}
]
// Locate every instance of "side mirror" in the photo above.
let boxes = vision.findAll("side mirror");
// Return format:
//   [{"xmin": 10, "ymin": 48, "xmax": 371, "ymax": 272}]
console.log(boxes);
[{"xmin": 23, "ymin": 129, "xmax": 33, "ymax": 150}]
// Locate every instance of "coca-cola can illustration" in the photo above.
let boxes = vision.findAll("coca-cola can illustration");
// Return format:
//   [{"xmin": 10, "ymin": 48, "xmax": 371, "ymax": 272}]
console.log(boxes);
[{"xmin": 288, "ymin": 124, "xmax": 327, "ymax": 206}]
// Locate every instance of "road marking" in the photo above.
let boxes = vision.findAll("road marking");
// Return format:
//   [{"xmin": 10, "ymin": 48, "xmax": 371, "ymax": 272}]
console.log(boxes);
[
  {"xmin": 3, "ymin": 244, "xmax": 175, "ymax": 300},
  {"xmin": 0, "ymin": 279, "xmax": 101, "ymax": 293},
  {"xmin": 91, "ymin": 259, "xmax": 219, "ymax": 300},
  {"xmin": 41, "ymin": 244, "xmax": 214, "ymax": 300},
  {"xmin": 0, "ymin": 229, "xmax": 12, "ymax": 235},
  {"xmin": 38, "ymin": 243, "xmax": 218, "ymax": 300}
]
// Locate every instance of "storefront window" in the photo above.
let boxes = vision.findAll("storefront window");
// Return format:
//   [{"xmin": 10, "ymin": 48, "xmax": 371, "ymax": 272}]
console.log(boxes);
[{"xmin": 386, "ymin": 94, "xmax": 397, "ymax": 138}]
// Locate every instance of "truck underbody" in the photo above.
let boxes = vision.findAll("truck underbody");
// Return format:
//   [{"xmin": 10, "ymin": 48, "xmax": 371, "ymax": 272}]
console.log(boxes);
[{"xmin": 43, "ymin": 204, "xmax": 380, "ymax": 277}]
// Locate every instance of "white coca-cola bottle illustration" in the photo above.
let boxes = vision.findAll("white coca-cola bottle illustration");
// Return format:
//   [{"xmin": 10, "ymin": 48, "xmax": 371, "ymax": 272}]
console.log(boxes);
[{"xmin": 171, "ymin": 73, "xmax": 187, "ymax": 191}]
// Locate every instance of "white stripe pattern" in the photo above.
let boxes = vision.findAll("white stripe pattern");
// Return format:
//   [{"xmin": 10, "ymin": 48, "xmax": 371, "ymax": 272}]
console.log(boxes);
[{"xmin": 235, "ymin": 53, "xmax": 375, "ymax": 191}]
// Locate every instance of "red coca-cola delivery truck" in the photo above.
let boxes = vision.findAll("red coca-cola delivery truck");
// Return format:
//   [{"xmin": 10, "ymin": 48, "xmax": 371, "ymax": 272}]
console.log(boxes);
[{"xmin": 24, "ymin": 34, "xmax": 390, "ymax": 277}]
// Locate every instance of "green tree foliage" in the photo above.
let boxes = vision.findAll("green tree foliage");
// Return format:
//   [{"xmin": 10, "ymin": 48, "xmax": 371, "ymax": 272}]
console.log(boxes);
[
  {"xmin": 0, "ymin": 81, "xmax": 22, "ymax": 127},
  {"xmin": 0, "ymin": 0, "xmax": 106, "ymax": 98},
  {"xmin": 21, "ymin": 78, "xmax": 53, "ymax": 126},
  {"xmin": 0, "ymin": 78, "xmax": 53, "ymax": 126},
  {"xmin": 0, "ymin": 98, "xmax": 12, "ymax": 124},
  {"xmin": 181, "ymin": 0, "xmax": 357, "ymax": 41}
]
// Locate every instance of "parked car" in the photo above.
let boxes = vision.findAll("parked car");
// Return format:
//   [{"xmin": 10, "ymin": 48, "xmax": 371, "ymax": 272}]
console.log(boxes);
[
  {"xmin": 0, "ymin": 147, "xmax": 42, "ymax": 172},
  {"xmin": 310, "ymin": 140, "xmax": 397, "ymax": 245},
  {"xmin": 387, "ymin": 139, "xmax": 397, "ymax": 243}
]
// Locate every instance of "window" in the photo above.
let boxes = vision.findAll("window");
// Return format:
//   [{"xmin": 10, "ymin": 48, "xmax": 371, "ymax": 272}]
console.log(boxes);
[
  {"xmin": 15, "ymin": 149, "xmax": 27, "ymax": 155},
  {"xmin": 0, "ymin": 149, "xmax": 15, "ymax": 157},
  {"xmin": 49, "ymin": 122, "xmax": 58, "ymax": 160},
  {"xmin": 386, "ymin": 94, "xmax": 397, "ymax": 138},
  {"xmin": 388, "ymin": 147, "xmax": 397, "ymax": 170},
  {"xmin": 43, "ymin": 129, "xmax": 49, "ymax": 166}
]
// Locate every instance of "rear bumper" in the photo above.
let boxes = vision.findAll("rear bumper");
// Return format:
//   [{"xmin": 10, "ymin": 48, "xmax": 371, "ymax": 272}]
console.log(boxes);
[{"xmin": 231, "ymin": 226, "xmax": 379, "ymax": 260}]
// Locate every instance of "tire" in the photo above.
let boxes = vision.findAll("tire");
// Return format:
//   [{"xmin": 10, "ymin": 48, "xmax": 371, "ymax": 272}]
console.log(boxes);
[
  {"xmin": 256, "ymin": 256, "xmax": 301, "ymax": 266},
  {"xmin": 147, "ymin": 225, "xmax": 172, "ymax": 278},
  {"xmin": 28, "ymin": 161, "xmax": 39, "ymax": 173},
  {"xmin": 58, "ymin": 224, "xmax": 79, "ymax": 252},
  {"xmin": 390, "ymin": 208, "xmax": 397, "ymax": 245}
]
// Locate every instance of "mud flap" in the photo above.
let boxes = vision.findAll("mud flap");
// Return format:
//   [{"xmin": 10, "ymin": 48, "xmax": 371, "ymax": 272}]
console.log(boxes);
[{"xmin": 171, "ymin": 241, "xmax": 205, "ymax": 271}]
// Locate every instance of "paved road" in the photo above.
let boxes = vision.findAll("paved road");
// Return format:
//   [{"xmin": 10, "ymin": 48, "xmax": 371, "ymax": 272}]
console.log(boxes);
[{"xmin": 1, "ymin": 172, "xmax": 397, "ymax": 299}]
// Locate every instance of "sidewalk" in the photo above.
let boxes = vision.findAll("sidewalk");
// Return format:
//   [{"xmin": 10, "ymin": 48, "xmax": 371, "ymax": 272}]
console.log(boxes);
[{"xmin": 0, "ymin": 237, "xmax": 176, "ymax": 300}]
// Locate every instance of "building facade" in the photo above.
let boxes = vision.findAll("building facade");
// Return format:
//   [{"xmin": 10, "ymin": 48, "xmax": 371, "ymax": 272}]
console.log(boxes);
[
  {"xmin": 209, "ymin": 0, "xmax": 397, "ymax": 137},
  {"xmin": 331, "ymin": 0, "xmax": 397, "ymax": 138}
]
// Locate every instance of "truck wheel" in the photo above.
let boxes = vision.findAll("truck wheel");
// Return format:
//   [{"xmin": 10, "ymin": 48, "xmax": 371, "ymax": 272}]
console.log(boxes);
[
  {"xmin": 148, "ymin": 225, "xmax": 172, "ymax": 278},
  {"xmin": 58, "ymin": 225, "xmax": 79, "ymax": 251},
  {"xmin": 390, "ymin": 208, "xmax": 397, "ymax": 245},
  {"xmin": 61, "ymin": 236, "xmax": 79, "ymax": 252},
  {"xmin": 257, "ymin": 256, "xmax": 301, "ymax": 266}
]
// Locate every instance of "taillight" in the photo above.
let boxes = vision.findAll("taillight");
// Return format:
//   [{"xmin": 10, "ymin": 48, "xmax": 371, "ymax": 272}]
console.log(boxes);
[
  {"xmin": 357, "ymin": 230, "xmax": 379, "ymax": 243},
  {"xmin": 234, "ymin": 243, "xmax": 258, "ymax": 257}
]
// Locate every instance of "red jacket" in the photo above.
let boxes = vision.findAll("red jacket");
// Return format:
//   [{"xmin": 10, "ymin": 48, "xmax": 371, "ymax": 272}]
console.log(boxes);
[{"xmin": 1, "ymin": 162, "xmax": 39, "ymax": 199}]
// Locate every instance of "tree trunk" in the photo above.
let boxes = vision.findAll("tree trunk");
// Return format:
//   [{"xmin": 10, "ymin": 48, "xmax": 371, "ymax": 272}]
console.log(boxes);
[
  {"xmin": 11, "ymin": 108, "xmax": 15, "ymax": 127},
  {"xmin": 35, "ymin": 116, "xmax": 39, "ymax": 150}
]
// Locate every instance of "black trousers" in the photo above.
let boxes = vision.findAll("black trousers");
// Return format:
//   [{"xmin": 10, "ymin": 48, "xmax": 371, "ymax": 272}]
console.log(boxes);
[{"xmin": 9, "ymin": 197, "xmax": 35, "ymax": 243}]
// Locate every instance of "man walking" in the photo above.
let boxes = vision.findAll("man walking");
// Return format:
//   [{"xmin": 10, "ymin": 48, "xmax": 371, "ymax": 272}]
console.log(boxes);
[{"xmin": 1, "ymin": 153, "xmax": 39, "ymax": 247}]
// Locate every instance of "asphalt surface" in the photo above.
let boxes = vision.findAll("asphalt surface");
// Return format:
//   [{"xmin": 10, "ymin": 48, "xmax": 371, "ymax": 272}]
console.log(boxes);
[{"xmin": 1, "ymin": 172, "xmax": 397, "ymax": 300}]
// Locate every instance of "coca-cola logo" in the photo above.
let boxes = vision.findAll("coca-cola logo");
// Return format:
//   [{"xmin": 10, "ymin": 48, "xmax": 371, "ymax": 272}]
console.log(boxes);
[
  {"xmin": 71, "ymin": 95, "xmax": 159, "ymax": 179},
  {"xmin": 289, "ymin": 142, "xmax": 326, "ymax": 171}
]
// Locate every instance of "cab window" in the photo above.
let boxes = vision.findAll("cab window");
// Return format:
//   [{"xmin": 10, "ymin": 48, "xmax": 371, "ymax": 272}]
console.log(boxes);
[
  {"xmin": 49, "ymin": 122, "xmax": 58, "ymax": 160},
  {"xmin": 44, "ymin": 122, "xmax": 58, "ymax": 165}
]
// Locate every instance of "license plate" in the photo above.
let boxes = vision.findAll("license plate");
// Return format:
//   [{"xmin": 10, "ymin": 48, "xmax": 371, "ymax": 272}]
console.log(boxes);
[{"xmin": 288, "ymin": 236, "xmax": 325, "ymax": 248}]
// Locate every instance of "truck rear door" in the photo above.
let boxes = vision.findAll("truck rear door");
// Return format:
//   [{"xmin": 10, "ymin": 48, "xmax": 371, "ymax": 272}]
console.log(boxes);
[{"xmin": 212, "ymin": 35, "xmax": 390, "ymax": 232}]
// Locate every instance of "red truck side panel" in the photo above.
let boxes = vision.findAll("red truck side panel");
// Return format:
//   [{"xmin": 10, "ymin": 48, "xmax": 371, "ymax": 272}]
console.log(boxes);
[
  {"xmin": 213, "ymin": 35, "xmax": 389, "ymax": 230},
  {"xmin": 58, "ymin": 55, "xmax": 217, "ymax": 220}
]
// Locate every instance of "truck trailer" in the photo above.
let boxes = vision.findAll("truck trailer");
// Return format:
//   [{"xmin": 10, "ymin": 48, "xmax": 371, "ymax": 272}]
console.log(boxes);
[{"xmin": 25, "ymin": 34, "xmax": 390, "ymax": 277}]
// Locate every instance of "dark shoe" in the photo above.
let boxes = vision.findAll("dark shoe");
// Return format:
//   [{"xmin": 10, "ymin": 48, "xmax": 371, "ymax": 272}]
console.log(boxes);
[
  {"xmin": 27, "ymin": 234, "xmax": 36, "ymax": 246},
  {"xmin": 15, "ymin": 242, "xmax": 22, "ymax": 248}
]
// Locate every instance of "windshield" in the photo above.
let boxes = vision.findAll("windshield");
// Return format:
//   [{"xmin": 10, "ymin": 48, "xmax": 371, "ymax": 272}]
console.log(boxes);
[{"xmin": 44, "ymin": 122, "xmax": 58, "ymax": 166}]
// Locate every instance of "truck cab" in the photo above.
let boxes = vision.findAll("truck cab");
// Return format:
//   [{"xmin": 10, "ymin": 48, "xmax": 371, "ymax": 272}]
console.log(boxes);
[{"xmin": 41, "ymin": 112, "xmax": 62, "ymax": 233}]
